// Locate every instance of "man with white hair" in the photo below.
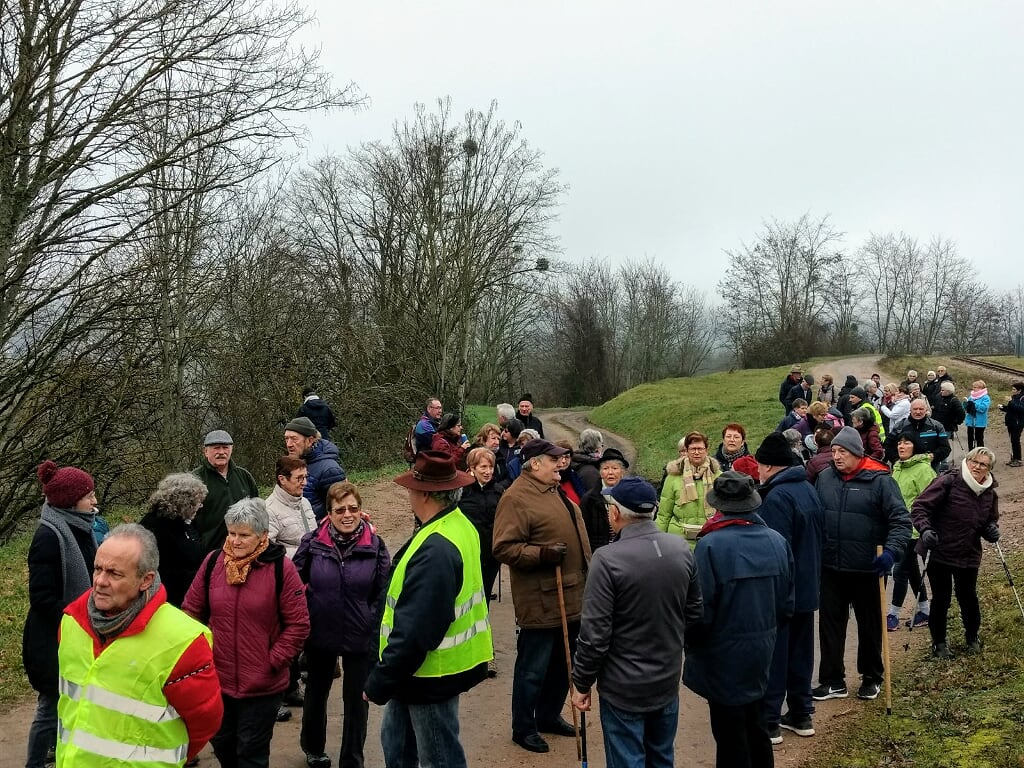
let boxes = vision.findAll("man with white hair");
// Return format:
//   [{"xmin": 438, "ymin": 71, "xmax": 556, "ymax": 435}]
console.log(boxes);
[
  {"xmin": 931, "ymin": 381, "xmax": 966, "ymax": 438},
  {"xmin": 885, "ymin": 398, "xmax": 951, "ymax": 470}
]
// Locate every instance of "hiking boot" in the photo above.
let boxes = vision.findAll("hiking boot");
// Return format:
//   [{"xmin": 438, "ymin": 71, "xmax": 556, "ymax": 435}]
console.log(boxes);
[
  {"xmin": 886, "ymin": 614, "xmax": 899, "ymax": 632},
  {"xmin": 811, "ymin": 682, "xmax": 848, "ymax": 700},
  {"xmin": 910, "ymin": 611, "xmax": 929, "ymax": 628},
  {"xmin": 305, "ymin": 754, "xmax": 331, "ymax": 768},
  {"xmin": 768, "ymin": 726, "xmax": 783, "ymax": 745},
  {"xmin": 966, "ymin": 638, "xmax": 983, "ymax": 655},
  {"xmin": 276, "ymin": 705, "xmax": 292, "ymax": 722},
  {"xmin": 487, "ymin": 659, "xmax": 498, "ymax": 678},
  {"xmin": 780, "ymin": 712, "xmax": 815, "ymax": 737},
  {"xmin": 857, "ymin": 680, "xmax": 881, "ymax": 700},
  {"xmin": 932, "ymin": 642, "xmax": 953, "ymax": 659},
  {"xmin": 1008, "ymin": 459, "xmax": 1023, "ymax": 467}
]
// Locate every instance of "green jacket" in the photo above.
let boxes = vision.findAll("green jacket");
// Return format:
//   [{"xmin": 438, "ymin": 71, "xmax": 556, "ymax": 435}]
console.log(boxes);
[
  {"xmin": 657, "ymin": 459, "xmax": 722, "ymax": 547},
  {"xmin": 193, "ymin": 459, "xmax": 259, "ymax": 551},
  {"xmin": 891, "ymin": 454, "xmax": 936, "ymax": 538}
]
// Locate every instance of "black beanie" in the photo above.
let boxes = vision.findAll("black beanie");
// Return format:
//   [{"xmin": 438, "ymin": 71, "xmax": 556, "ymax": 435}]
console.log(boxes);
[{"xmin": 755, "ymin": 433, "xmax": 796, "ymax": 467}]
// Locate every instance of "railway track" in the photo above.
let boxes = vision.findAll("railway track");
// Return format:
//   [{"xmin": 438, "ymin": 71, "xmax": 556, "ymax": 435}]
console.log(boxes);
[{"xmin": 951, "ymin": 355, "xmax": 1024, "ymax": 379}]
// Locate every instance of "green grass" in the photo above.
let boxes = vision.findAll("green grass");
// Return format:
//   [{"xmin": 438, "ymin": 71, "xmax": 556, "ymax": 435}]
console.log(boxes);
[
  {"xmin": 802, "ymin": 561, "xmax": 1024, "ymax": 767},
  {"xmin": 0, "ymin": 533, "xmax": 31, "ymax": 705},
  {"xmin": 462, "ymin": 404, "xmax": 497, "ymax": 438}
]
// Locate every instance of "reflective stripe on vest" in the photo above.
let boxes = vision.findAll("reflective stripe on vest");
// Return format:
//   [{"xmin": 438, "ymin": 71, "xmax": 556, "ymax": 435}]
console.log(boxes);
[
  {"xmin": 379, "ymin": 508, "xmax": 493, "ymax": 677},
  {"xmin": 57, "ymin": 602, "xmax": 213, "ymax": 768}
]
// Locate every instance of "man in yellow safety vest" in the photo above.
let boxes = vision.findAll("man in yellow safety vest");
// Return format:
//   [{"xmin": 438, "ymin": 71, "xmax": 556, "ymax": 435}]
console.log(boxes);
[
  {"xmin": 364, "ymin": 450, "xmax": 493, "ymax": 768},
  {"xmin": 57, "ymin": 524, "xmax": 223, "ymax": 767}
]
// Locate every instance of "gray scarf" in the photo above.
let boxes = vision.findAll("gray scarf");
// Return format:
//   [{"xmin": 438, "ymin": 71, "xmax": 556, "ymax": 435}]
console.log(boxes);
[
  {"xmin": 39, "ymin": 502, "xmax": 94, "ymax": 606},
  {"xmin": 87, "ymin": 572, "xmax": 162, "ymax": 643}
]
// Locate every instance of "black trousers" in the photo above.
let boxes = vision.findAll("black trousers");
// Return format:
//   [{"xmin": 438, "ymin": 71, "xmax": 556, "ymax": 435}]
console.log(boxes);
[
  {"xmin": 301, "ymin": 646, "xmax": 371, "ymax": 768},
  {"xmin": 818, "ymin": 568, "xmax": 883, "ymax": 685},
  {"xmin": 708, "ymin": 700, "xmax": 773, "ymax": 768},
  {"xmin": 928, "ymin": 561, "xmax": 981, "ymax": 646},
  {"xmin": 967, "ymin": 426, "xmax": 986, "ymax": 450},
  {"xmin": 211, "ymin": 692, "xmax": 282, "ymax": 768},
  {"xmin": 1008, "ymin": 426, "xmax": 1023, "ymax": 462}
]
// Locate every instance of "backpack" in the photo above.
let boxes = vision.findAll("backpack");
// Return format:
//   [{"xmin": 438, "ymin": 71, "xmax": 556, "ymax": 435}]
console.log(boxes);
[{"xmin": 402, "ymin": 423, "xmax": 418, "ymax": 464}]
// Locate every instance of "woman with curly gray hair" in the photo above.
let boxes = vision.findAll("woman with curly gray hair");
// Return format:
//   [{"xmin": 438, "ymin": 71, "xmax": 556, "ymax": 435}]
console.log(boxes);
[{"xmin": 140, "ymin": 473, "xmax": 208, "ymax": 606}]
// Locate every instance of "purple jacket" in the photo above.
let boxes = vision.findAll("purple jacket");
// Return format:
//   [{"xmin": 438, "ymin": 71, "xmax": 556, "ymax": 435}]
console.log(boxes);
[
  {"xmin": 912, "ymin": 469, "xmax": 998, "ymax": 569},
  {"xmin": 292, "ymin": 520, "xmax": 391, "ymax": 654}
]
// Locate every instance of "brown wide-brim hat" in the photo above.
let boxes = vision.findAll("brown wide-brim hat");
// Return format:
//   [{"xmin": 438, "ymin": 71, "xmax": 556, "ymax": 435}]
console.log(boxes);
[{"xmin": 394, "ymin": 450, "xmax": 474, "ymax": 492}]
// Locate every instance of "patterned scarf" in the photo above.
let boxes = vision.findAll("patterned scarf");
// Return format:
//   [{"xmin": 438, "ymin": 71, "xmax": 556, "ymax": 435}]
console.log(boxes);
[
  {"xmin": 222, "ymin": 536, "xmax": 269, "ymax": 585},
  {"xmin": 329, "ymin": 519, "xmax": 365, "ymax": 557},
  {"xmin": 680, "ymin": 457, "xmax": 719, "ymax": 504}
]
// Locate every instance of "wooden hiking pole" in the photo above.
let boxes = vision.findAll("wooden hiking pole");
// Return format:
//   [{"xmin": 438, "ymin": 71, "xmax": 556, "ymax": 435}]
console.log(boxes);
[
  {"xmin": 877, "ymin": 545, "xmax": 893, "ymax": 715},
  {"xmin": 556, "ymin": 565, "xmax": 582, "ymax": 759}
]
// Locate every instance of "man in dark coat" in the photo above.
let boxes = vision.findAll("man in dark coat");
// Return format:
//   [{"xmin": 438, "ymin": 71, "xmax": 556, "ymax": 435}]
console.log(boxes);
[
  {"xmin": 297, "ymin": 387, "xmax": 337, "ymax": 441},
  {"xmin": 683, "ymin": 472, "xmax": 794, "ymax": 768},
  {"xmin": 754, "ymin": 434, "xmax": 824, "ymax": 744},
  {"xmin": 779, "ymin": 366, "xmax": 804, "ymax": 413},
  {"xmin": 193, "ymin": 430, "xmax": 259, "ymax": 551},
  {"xmin": 571, "ymin": 478, "xmax": 702, "ymax": 768},
  {"xmin": 884, "ymin": 398, "xmax": 951, "ymax": 469},
  {"xmin": 516, "ymin": 393, "xmax": 545, "ymax": 438},
  {"xmin": 812, "ymin": 427, "xmax": 911, "ymax": 702},
  {"xmin": 284, "ymin": 417, "xmax": 347, "ymax": 521}
]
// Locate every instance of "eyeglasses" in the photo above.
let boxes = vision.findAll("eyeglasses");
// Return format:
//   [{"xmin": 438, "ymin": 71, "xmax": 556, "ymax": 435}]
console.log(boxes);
[
  {"xmin": 967, "ymin": 459, "xmax": 991, "ymax": 470},
  {"xmin": 332, "ymin": 505, "xmax": 360, "ymax": 514}
]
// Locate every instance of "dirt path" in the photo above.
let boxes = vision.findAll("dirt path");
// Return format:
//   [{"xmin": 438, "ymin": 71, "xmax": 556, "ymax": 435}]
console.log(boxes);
[{"xmin": 5, "ymin": 377, "xmax": 1021, "ymax": 768}]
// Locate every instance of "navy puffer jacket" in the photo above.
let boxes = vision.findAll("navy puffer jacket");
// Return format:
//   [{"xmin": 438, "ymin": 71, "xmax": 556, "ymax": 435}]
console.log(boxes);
[
  {"xmin": 814, "ymin": 459, "xmax": 912, "ymax": 572},
  {"xmin": 304, "ymin": 439, "xmax": 346, "ymax": 520}
]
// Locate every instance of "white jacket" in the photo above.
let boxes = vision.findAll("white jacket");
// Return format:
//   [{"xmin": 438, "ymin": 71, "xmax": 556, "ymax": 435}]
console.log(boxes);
[{"xmin": 266, "ymin": 485, "xmax": 317, "ymax": 558}]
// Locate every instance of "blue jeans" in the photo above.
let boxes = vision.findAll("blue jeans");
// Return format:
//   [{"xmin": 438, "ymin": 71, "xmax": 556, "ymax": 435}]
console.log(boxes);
[
  {"xmin": 599, "ymin": 696, "xmax": 677, "ymax": 768},
  {"xmin": 26, "ymin": 690, "xmax": 58, "ymax": 768},
  {"xmin": 763, "ymin": 611, "xmax": 815, "ymax": 726},
  {"xmin": 380, "ymin": 696, "xmax": 466, "ymax": 768},
  {"xmin": 511, "ymin": 624, "xmax": 578, "ymax": 737}
]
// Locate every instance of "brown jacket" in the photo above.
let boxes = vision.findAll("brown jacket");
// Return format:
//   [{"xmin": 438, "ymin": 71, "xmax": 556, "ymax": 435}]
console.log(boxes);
[{"xmin": 492, "ymin": 471, "xmax": 592, "ymax": 629}]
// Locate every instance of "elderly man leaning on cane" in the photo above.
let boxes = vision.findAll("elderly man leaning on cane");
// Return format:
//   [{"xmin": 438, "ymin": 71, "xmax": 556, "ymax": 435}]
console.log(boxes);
[
  {"xmin": 571, "ymin": 477, "xmax": 702, "ymax": 768},
  {"xmin": 364, "ymin": 451, "xmax": 492, "ymax": 768},
  {"xmin": 493, "ymin": 438, "xmax": 592, "ymax": 754},
  {"xmin": 56, "ymin": 524, "xmax": 223, "ymax": 767}
]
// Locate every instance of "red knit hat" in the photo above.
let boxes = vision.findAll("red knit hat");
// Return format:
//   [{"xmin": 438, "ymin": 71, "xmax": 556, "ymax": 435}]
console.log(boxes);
[{"xmin": 37, "ymin": 460, "xmax": 95, "ymax": 509}]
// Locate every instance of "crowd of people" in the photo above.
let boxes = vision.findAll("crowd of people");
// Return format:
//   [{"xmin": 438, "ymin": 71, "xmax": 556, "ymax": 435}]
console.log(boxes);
[{"xmin": 21, "ymin": 371, "xmax": 1021, "ymax": 768}]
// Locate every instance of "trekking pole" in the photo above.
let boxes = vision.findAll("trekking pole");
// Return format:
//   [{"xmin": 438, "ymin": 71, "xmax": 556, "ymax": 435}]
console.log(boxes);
[
  {"xmin": 555, "ymin": 565, "xmax": 582, "ymax": 759},
  {"xmin": 994, "ymin": 542, "xmax": 1024, "ymax": 621},
  {"xmin": 580, "ymin": 710, "xmax": 588, "ymax": 768},
  {"xmin": 877, "ymin": 545, "xmax": 893, "ymax": 715},
  {"xmin": 909, "ymin": 551, "xmax": 930, "ymax": 632}
]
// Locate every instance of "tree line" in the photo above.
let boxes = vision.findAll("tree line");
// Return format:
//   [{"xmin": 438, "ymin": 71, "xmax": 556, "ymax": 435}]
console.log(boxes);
[{"xmin": 2, "ymin": 0, "xmax": 1020, "ymax": 538}]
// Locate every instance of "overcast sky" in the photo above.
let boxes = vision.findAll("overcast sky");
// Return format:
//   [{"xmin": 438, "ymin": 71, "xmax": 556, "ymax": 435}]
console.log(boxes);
[{"xmin": 297, "ymin": 1, "xmax": 1021, "ymax": 297}]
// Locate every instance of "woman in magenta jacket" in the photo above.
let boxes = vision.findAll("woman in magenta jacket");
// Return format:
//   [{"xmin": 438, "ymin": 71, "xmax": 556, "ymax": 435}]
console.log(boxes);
[{"xmin": 184, "ymin": 498, "xmax": 310, "ymax": 768}]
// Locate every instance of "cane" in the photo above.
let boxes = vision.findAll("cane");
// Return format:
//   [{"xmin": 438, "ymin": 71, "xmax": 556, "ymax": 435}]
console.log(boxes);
[
  {"xmin": 877, "ymin": 545, "xmax": 893, "ymax": 715},
  {"xmin": 909, "ymin": 551, "xmax": 930, "ymax": 632},
  {"xmin": 994, "ymin": 542, "xmax": 1024, "ymax": 621},
  {"xmin": 556, "ymin": 565, "xmax": 582, "ymax": 759},
  {"xmin": 580, "ymin": 710, "xmax": 588, "ymax": 768}
]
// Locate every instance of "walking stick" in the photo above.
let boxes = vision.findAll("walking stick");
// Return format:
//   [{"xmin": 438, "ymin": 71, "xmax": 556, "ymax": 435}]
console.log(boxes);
[
  {"xmin": 877, "ymin": 545, "xmax": 893, "ymax": 715},
  {"xmin": 909, "ymin": 551, "xmax": 930, "ymax": 632},
  {"xmin": 555, "ymin": 565, "xmax": 582, "ymax": 759},
  {"xmin": 994, "ymin": 542, "xmax": 1024, "ymax": 621},
  {"xmin": 580, "ymin": 710, "xmax": 588, "ymax": 768}
]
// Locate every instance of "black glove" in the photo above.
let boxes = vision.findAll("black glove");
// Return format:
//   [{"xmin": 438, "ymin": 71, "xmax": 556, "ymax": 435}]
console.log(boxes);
[
  {"xmin": 539, "ymin": 543, "xmax": 568, "ymax": 564},
  {"xmin": 920, "ymin": 530, "xmax": 939, "ymax": 550},
  {"xmin": 982, "ymin": 523, "xmax": 1001, "ymax": 543}
]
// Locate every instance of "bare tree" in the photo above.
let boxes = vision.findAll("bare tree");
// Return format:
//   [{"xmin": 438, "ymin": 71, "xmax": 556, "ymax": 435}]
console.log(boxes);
[
  {"xmin": 718, "ymin": 214, "xmax": 843, "ymax": 366},
  {"xmin": 0, "ymin": 0, "xmax": 358, "ymax": 536}
]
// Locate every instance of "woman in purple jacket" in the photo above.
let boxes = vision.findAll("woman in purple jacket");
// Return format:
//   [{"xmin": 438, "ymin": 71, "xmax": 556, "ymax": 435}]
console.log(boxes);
[
  {"xmin": 293, "ymin": 481, "xmax": 391, "ymax": 768},
  {"xmin": 912, "ymin": 447, "xmax": 999, "ymax": 660}
]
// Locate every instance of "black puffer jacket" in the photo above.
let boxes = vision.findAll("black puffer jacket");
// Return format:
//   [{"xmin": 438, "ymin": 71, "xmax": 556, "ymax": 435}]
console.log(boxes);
[
  {"xmin": 571, "ymin": 454, "xmax": 601, "ymax": 495},
  {"xmin": 814, "ymin": 459, "xmax": 911, "ymax": 573}
]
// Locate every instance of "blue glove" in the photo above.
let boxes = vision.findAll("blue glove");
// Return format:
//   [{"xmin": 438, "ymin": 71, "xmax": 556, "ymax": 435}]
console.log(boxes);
[
  {"xmin": 873, "ymin": 549, "xmax": 896, "ymax": 576},
  {"xmin": 982, "ymin": 522, "xmax": 1000, "ymax": 543}
]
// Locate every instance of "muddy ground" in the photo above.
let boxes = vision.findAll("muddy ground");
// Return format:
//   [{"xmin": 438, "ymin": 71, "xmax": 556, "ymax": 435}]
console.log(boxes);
[{"xmin": 2, "ymin": 356, "xmax": 1020, "ymax": 767}]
